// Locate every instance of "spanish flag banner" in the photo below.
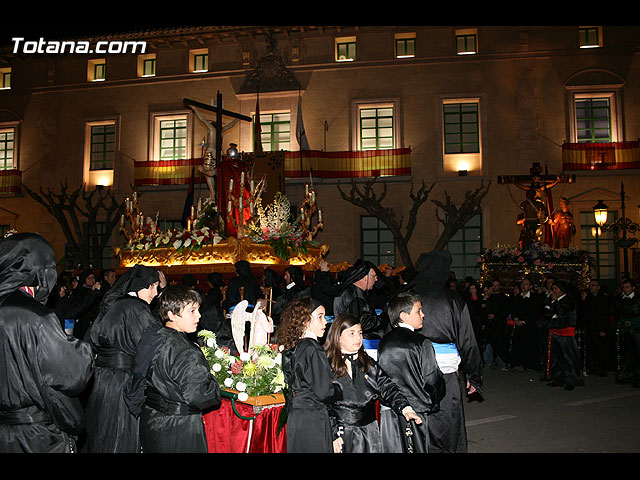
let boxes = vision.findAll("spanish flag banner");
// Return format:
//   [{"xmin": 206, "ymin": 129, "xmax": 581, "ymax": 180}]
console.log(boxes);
[
  {"xmin": 134, "ymin": 158, "xmax": 207, "ymax": 186},
  {"xmin": 562, "ymin": 141, "xmax": 640, "ymax": 171},
  {"xmin": 0, "ymin": 169, "xmax": 22, "ymax": 194}
]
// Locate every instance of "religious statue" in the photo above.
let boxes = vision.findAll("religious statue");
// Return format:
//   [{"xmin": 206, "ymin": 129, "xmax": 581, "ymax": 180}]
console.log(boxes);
[
  {"xmin": 550, "ymin": 197, "xmax": 576, "ymax": 249},
  {"xmin": 190, "ymin": 105, "xmax": 239, "ymax": 204},
  {"xmin": 230, "ymin": 300, "xmax": 274, "ymax": 354},
  {"xmin": 516, "ymin": 187, "xmax": 549, "ymax": 250}
]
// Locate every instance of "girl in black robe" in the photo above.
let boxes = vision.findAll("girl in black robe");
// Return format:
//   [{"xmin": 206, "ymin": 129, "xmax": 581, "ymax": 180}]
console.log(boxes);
[
  {"xmin": 222, "ymin": 260, "xmax": 261, "ymax": 311},
  {"xmin": 324, "ymin": 314, "xmax": 421, "ymax": 453},
  {"xmin": 84, "ymin": 265, "xmax": 161, "ymax": 453},
  {"xmin": 280, "ymin": 297, "xmax": 343, "ymax": 453}
]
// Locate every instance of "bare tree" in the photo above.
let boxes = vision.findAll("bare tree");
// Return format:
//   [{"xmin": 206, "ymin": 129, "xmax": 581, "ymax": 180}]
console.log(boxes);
[
  {"xmin": 337, "ymin": 177, "xmax": 435, "ymax": 270},
  {"xmin": 432, "ymin": 181, "xmax": 491, "ymax": 250},
  {"xmin": 22, "ymin": 181, "xmax": 125, "ymax": 270}
]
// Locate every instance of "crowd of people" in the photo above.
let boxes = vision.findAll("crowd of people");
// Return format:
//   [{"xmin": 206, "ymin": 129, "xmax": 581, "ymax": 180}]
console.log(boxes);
[{"xmin": 1, "ymin": 232, "xmax": 639, "ymax": 454}]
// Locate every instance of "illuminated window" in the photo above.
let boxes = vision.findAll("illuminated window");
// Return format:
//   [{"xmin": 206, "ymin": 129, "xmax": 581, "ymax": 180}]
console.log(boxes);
[
  {"xmin": 576, "ymin": 97, "xmax": 612, "ymax": 143},
  {"xmin": 256, "ymin": 112, "xmax": 290, "ymax": 152},
  {"xmin": 84, "ymin": 120, "xmax": 117, "ymax": 188},
  {"xmin": 579, "ymin": 26, "xmax": 603, "ymax": 49},
  {"xmin": 190, "ymin": 49, "xmax": 208, "ymax": 73},
  {"xmin": 455, "ymin": 28, "xmax": 478, "ymax": 55},
  {"xmin": 336, "ymin": 37, "xmax": 356, "ymax": 62},
  {"xmin": 395, "ymin": 33, "xmax": 416, "ymax": 58},
  {"xmin": 0, "ymin": 127, "xmax": 15, "ymax": 170},
  {"xmin": 159, "ymin": 118, "xmax": 188, "ymax": 160},
  {"xmin": 138, "ymin": 54, "xmax": 156, "ymax": 77},
  {"xmin": 0, "ymin": 68, "xmax": 11, "ymax": 90},
  {"xmin": 441, "ymin": 98, "xmax": 482, "ymax": 176},
  {"xmin": 360, "ymin": 107, "xmax": 394, "ymax": 150},
  {"xmin": 88, "ymin": 59, "xmax": 106, "ymax": 82}
]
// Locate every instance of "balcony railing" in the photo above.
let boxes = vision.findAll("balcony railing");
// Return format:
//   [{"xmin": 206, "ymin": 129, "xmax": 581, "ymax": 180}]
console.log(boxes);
[
  {"xmin": 0, "ymin": 169, "xmax": 22, "ymax": 194},
  {"xmin": 284, "ymin": 148, "xmax": 411, "ymax": 179},
  {"xmin": 562, "ymin": 141, "xmax": 640, "ymax": 171}
]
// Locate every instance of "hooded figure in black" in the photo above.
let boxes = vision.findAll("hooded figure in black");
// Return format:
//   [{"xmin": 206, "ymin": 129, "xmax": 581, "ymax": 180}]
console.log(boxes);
[
  {"xmin": 84, "ymin": 264, "xmax": 161, "ymax": 453},
  {"xmin": 333, "ymin": 259, "xmax": 388, "ymax": 340},
  {"xmin": 222, "ymin": 260, "xmax": 261, "ymax": 311},
  {"xmin": 0, "ymin": 233, "xmax": 94, "ymax": 453},
  {"xmin": 408, "ymin": 250, "xmax": 483, "ymax": 453},
  {"xmin": 274, "ymin": 265, "xmax": 310, "ymax": 318}
]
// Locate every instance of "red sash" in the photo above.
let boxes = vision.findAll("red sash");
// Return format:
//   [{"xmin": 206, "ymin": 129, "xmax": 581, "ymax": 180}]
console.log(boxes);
[{"xmin": 550, "ymin": 327, "xmax": 575, "ymax": 337}]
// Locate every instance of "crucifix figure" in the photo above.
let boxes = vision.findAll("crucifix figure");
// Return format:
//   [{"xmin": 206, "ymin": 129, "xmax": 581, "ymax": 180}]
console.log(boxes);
[
  {"xmin": 184, "ymin": 93, "xmax": 252, "ymax": 205},
  {"xmin": 498, "ymin": 163, "xmax": 575, "ymax": 249}
]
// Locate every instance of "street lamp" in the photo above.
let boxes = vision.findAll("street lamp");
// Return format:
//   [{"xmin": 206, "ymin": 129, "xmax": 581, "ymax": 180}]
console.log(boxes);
[{"xmin": 592, "ymin": 199, "xmax": 608, "ymax": 281}]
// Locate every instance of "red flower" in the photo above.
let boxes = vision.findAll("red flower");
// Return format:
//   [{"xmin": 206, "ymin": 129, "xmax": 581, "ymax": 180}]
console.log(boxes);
[{"xmin": 231, "ymin": 360, "xmax": 243, "ymax": 375}]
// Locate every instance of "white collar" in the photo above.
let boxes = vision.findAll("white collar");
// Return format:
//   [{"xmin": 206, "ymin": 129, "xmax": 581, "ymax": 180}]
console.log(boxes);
[
  {"xmin": 521, "ymin": 291, "xmax": 531, "ymax": 298},
  {"xmin": 286, "ymin": 282, "xmax": 296, "ymax": 290},
  {"xmin": 623, "ymin": 291, "xmax": 635, "ymax": 299},
  {"xmin": 398, "ymin": 322, "xmax": 414, "ymax": 331}
]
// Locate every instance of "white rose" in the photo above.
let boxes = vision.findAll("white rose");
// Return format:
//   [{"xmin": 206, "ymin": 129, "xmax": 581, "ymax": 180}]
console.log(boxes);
[
  {"xmin": 235, "ymin": 381, "xmax": 247, "ymax": 392},
  {"xmin": 274, "ymin": 353, "xmax": 282, "ymax": 365},
  {"xmin": 224, "ymin": 378, "xmax": 233, "ymax": 388},
  {"xmin": 238, "ymin": 392, "xmax": 249, "ymax": 402},
  {"xmin": 206, "ymin": 338, "xmax": 216, "ymax": 348},
  {"xmin": 239, "ymin": 352, "xmax": 251, "ymax": 362},
  {"xmin": 214, "ymin": 349, "xmax": 224, "ymax": 358},
  {"xmin": 212, "ymin": 363, "xmax": 222, "ymax": 372}
]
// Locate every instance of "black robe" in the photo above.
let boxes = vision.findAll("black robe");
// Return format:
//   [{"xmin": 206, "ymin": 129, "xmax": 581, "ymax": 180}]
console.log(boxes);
[
  {"xmin": 85, "ymin": 295, "xmax": 161, "ymax": 452},
  {"xmin": 508, "ymin": 292, "xmax": 543, "ymax": 370},
  {"xmin": 135, "ymin": 326, "xmax": 221, "ymax": 453},
  {"xmin": 0, "ymin": 233, "xmax": 94, "ymax": 453},
  {"xmin": 484, "ymin": 291, "xmax": 510, "ymax": 364},
  {"xmin": 329, "ymin": 353, "xmax": 411, "ymax": 453},
  {"xmin": 548, "ymin": 294, "xmax": 585, "ymax": 389},
  {"xmin": 377, "ymin": 326, "xmax": 445, "ymax": 453},
  {"xmin": 282, "ymin": 337, "xmax": 343, "ymax": 453},
  {"xmin": 333, "ymin": 284, "xmax": 388, "ymax": 340},
  {"xmin": 408, "ymin": 250, "xmax": 483, "ymax": 453},
  {"xmin": 613, "ymin": 291, "xmax": 640, "ymax": 384},
  {"xmin": 581, "ymin": 290, "xmax": 613, "ymax": 375}
]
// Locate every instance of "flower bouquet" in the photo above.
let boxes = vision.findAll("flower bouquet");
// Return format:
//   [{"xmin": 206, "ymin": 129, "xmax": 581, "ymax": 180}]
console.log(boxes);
[{"xmin": 198, "ymin": 330, "xmax": 286, "ymax": 403}]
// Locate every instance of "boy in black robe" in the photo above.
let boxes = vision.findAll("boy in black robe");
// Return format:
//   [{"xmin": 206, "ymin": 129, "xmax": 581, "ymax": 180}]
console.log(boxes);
[
  {"xmin": 377, "ymin": 292, "xmax": 445, "ymax": 453},
  {"xmin": 125, "ymin": 285, "xmax": 221, "ymax": 453}
]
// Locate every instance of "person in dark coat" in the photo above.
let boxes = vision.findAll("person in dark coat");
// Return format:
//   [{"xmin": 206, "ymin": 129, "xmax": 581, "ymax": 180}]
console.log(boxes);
[
  {"xmin": 613, "ymin": 278, "xmax": 640, "ymax": 387},
  {"xmin": 333, "ymin": 259, "xmax": 388, "ymax": 340},
  {"xmin": 324, "ymin": 313, "xmax": 422, "ymax": 453},
  {"xmin": 484, "ymin": 278, "xmax": 510, "ymax": 369},
  {"xmin": 408, "ymin": 250, "xmax": 483, "ymax": 453},
  {"xmin": 377, "ymin": 292, "xmax": 445, "ymax": 453},
  {"xmin": 546, "ymin": 280, "xmax": 585, "ymax": 390},
  {"xmin": 581, "ymin": 279, "xmax": 613, "ymax": 377},
  {"xmin": 310, "ymin": 260, "xmax": 340, "ymax": 317},
  {"xmin": 84, "ymin": 264, "xmax": 161, "ymax": 453},
  {"xmin": 464, "ymin": 283, "xmax": 485, "ymax": 354},
  {"xmin": 508, "ymin": 277, "xmax": 542, "ymax": 371},
  {"xmin": 273, "ymin": 265, "xmax": 310, "ymax": 318},
  {"xmin": 125, "ymin": 286, "xmax": 221, "ymax": 453},
  {"xmin": 0, "ymin": 233, "xmax": 94, "ymax": 453},
  {"xmin": 222, "ymin": 260, "xmax": 261, "ymax": 311},
  {"xmin": 280, "ymin": 297, "xmax": 343, "ymax": 453}
]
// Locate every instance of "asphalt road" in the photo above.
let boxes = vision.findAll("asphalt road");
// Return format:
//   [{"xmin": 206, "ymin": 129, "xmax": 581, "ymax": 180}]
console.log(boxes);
[{"xmin": 464, "ymin": 366, "xmax": 640, "ymax": 453}]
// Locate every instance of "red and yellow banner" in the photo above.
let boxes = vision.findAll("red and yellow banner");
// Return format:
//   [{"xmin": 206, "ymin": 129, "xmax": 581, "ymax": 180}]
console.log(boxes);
[
  {"xmin": 562, "ymin": 141, "xmax": 640, "ymax": 171},
  {"xmin": 0, "ymin": 169, "xmax": 22, "ymax": 194},
  {"xmin": 134, "ymin": 158, "xmax": 208, "ymax": 186},
  {"xmin": 284, "ymin": 148, "xmax": 411, "ymax": 178}
]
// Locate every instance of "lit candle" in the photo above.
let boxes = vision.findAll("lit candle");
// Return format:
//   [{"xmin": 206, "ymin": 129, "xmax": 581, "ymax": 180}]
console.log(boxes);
[
  {"xmin": 318, "ymin": 209, "xmax": 322, "ymax": 222},
  {"xmin": 229, "ymin": 179, "xmax": 234, "ymax": 192},
  {"xmin": 120, "ymin": 214, "xmax": 125, "ymax": 227},
  {"xmin": 198, "ymin": 198, "xmax": 202, "ymax": 215},
  {"xmin": 312, "ymin": 191, "xmax": 316, "ymax": 203},
  {"xmin": 228, "ymin": 200, "xmax": 232, "ymax": 212},
  {"xmin": 133, "ymin": 192, "xmax": 137, "ymax": 203},
  {"xmin": 191, "ymin": 205, "xmax": 195, "ymax": 218},
  {"xmin": 187, "ymin": 219, "xmax": 191, "ymax": 231},
  {"xmin": 305, "ymin": 184, "xmax": 309, "ymax": 196},
  {"xmin": 240, "ymin": 172, "xmax": 245, "ymax": 185}
]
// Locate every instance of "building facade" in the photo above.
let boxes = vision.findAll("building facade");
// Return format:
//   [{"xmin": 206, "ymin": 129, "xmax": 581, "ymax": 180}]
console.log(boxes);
[{"xmin": 1, "ymin": 25, "xmax": 639, "ymax": 283}]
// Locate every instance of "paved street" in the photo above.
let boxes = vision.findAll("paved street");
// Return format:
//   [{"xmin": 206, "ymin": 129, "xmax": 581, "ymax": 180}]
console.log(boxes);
[{"xmin": 464, "ymin": 367, "xmax": 640, "ymax": 453}]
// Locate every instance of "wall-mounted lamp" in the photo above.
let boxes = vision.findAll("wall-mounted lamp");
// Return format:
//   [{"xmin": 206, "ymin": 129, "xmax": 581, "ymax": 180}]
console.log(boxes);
[{"xmin": 457, "ymin": 169, "xmax": 468, "ymax": 177}]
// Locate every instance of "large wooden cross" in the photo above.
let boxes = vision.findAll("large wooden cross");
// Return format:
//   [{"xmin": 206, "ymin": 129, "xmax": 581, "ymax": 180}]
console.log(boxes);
[{"xmin": 184, "ymin": 93, "xmax": 252, "ymax": 163}]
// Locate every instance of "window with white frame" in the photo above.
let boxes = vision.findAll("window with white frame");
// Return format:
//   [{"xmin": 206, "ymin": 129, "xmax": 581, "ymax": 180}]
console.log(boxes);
[
  {"xmin": 138, "ymin": 54, "xmax": 156, "ymax": 77},
  {"xmin": 190, "ymin": 49, "xmax": 208, "ymax": 73},
  {"xmin": 256, "ymin": 112, "xmax": 290, "ymax": 152},
  {"xmin": 455, "ymin": 28, "xmax": 478, "ymax": 55},
  {"xmin": 88, "ymin": 123, "xmax": 116, "ymax": 170},
  {"xmin": 88, "ymin": 59, "xmax": 106, "ymax": 82},
  {"xmin": 336, "ymin": 36, "xmax": 356, "ymax": 62},
  {"xmin": 395, "ymin": 33, "xmax": 416, "ymax": 58},
  {"xmin": 447, "ymin": 213, "xmax": 482, "ymax": 280},
  {"xmin": 361, "ymin": 215, "xmax": 395, "ymax": 267},
  {"xmin": 150, "ymin": 112, "xmax": 192, "ymax": 161},
  {"xmin": 441, "ymin": 98, "xmax": 482, "ymax": 176},
  {"xmin": 569, "ymin": 90, "xmax": 620, "ymax": 144},
  {"xmin": 353, "ymin": 100, "xmax": 398, "ymax": 151},
  {"xmin": 0, "ymin": 126, "xmax": 15, "ymax": 170}
]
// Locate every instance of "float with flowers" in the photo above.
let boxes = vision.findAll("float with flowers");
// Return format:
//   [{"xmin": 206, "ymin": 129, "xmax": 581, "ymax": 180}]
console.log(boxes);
[{"xmin": 479, "ymin": 241, "xmax": 591, "ymax": 291}]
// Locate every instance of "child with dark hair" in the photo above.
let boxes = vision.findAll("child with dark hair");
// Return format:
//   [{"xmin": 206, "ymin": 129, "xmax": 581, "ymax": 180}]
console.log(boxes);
[
  {"xmin": 125, "ymin": 285, "xmax": 221, "ymax": 453},
  {"xmin": 377, "ymin": 292, "xmax": 445, "ymax": 453},
  {"xmin": 324, "ymin": 314, "xmax": 421, "ymax": 453}
]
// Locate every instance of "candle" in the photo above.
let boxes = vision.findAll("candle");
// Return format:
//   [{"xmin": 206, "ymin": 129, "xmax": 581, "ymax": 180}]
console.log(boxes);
[
  {"xmin": 250, "ymin": 180, "xmax": 255, "ymax": 194},
  {"xmin": 240, "ymin": 172, "xmax": 245, "ymax": 185},
  {"xmin": 312, "ymin": 191, "xmax": 316, "ymax": 203},
  {"xmin": 133, "ymin": 192, "xmax": 137, "ymax": 203},
  {"xmin": 318, "ymin": 209, "xmax": 322, "ymax": 222},
  {"xmin": 228, "ymin": 200, "xmax": 232, "ymax": 212},
  {"xmin": 305, "ymin": 184, "xmax": 309, "ymax": 196},
  {"xmin": 120, "ymin": 214, "xmax": 125, "ymax": 227},
  {"xmin": 187, "ymin": 219, "xmax": 191, "ymax": 231},
  {"xmin": 191, "ymin": 205, "xmax": 195, "ymax": 218},
  {"xmin": 229, "ymin": 179, "xmax": 234, "ymax": 192},
  {"xmin": 198, "ymin": 198, "xmax": 202, "ymax": 215}
]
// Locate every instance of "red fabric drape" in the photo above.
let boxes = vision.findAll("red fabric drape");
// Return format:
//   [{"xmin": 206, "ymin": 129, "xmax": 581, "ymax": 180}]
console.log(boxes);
[
  {"xmin": 248, "ymin": 406, "xmax": 287, "ymax": 453},
  {"xmin": 203, "ymin": 399, "xmax": 254, "ymax": 453},
  {"xmin": 218, "ymin": 156, "xmax": 251, "ymax": 237}
]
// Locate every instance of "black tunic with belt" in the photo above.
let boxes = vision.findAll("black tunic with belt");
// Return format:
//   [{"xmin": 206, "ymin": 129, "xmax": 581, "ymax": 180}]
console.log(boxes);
[
  {"xmin": 328, "ymin": 353, "xmax": 410, "ymax": 453},
  {"xmin": 282, "ymin": 337, "xmax": 343, "ymax": 453}
]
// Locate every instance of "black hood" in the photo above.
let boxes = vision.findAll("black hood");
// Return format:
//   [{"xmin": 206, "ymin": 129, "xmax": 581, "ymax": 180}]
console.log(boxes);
[
  {"xmin": 0, "ymin": 232, "xmax": 58, "ymax": 304},
  {"xmin": 409, "ymin": 250, "xmax": 452, "ymax": 295}
]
